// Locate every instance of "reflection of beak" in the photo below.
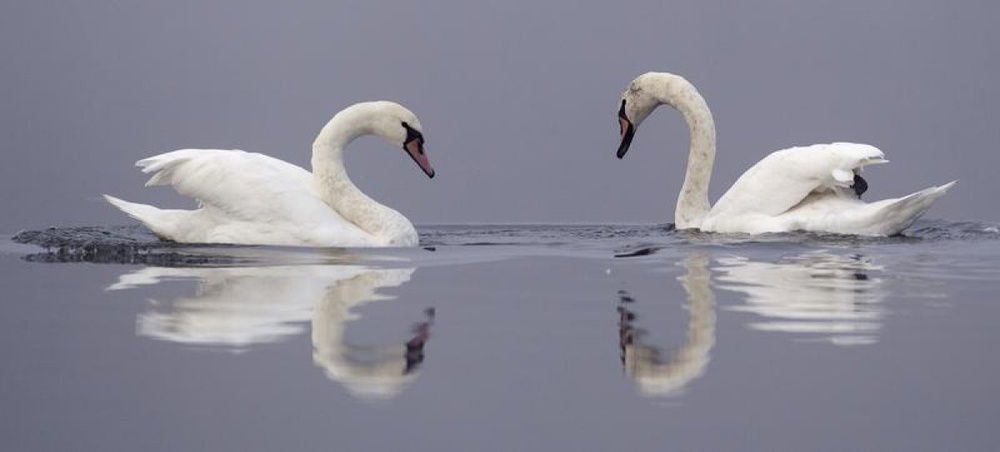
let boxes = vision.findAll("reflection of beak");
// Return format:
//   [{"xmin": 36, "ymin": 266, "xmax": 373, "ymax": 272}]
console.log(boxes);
[
  {"xmin": 404, "ymin": 139, "xmax": 435, "ymax": 178},
  {"xmin": 617, "ymin": 115, "xmax": 635, "ymax": 159}
]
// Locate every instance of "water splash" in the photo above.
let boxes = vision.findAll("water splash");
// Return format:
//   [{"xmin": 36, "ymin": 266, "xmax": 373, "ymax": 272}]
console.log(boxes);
[{"xmin": 11, "ymin": 225, "xmax": 249, "ymax": 266}]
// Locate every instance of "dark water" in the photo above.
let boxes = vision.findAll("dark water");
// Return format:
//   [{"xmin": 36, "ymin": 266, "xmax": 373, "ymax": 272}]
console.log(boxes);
[{"xmin": 3, "ymin": 220, "xmax": 1000, "ymax": 451}]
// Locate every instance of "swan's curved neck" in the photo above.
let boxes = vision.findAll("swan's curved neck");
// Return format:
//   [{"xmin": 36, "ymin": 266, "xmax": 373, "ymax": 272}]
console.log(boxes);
[
  {"xmin": 311, "ymin": 106, "xmax": 410, "ymax": 241},
  {"xmin": 652, "ymin": 75, "xmax": 716, "ymax": 228}
]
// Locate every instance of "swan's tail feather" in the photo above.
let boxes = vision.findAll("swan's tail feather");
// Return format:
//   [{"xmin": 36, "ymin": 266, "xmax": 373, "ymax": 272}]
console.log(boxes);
[
  {"xmin": 103, "ymin": 194, "xmax": 158, "ymax": 222},
  {"xmin": 103, "ymin": 194, "xmax": 182, "ymax": 240},
  {"xmin": 870, "ymin": 180, "xmax": 956, "ymax": 235}
]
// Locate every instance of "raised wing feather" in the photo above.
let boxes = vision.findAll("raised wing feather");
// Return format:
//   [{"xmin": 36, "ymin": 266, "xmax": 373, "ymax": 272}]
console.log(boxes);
[
  {"xmin": 709, "ymin": 142, "xmax": 887, "ymax": 218},
  {"xmin": 137, "ymin": 149, "xmax": 355, "ymax": 228}
]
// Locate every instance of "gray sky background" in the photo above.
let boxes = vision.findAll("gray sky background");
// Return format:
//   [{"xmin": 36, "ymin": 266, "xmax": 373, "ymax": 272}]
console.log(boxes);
[{"xmin": 2, "ymin": 0, "xmax": 998, "ymax": 232}]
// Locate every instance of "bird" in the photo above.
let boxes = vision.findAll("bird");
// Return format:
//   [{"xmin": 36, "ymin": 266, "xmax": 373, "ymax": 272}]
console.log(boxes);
[
  {"xmin": 615, "ymin": 72, "xmax": 955, "ymax": 236},
  {"xmin": 104, "ymin": 101, "xmax": 435, "ymax": 247}
]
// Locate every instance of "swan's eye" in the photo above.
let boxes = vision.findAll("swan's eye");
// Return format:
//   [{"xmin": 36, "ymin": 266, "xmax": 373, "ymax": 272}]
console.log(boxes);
[{"xmin": 618, "ymin": 99, "xmax": 628, "ymax": 120}]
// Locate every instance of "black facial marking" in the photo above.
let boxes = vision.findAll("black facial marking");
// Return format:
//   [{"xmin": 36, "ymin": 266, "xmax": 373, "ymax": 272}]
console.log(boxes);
[
  {"xmin": 616, "ymin": 99, "xmax": 635, "ymax": 159},
  {"xmin": 401, "ymin": 121, "xmax": 434, "ymax": 178},
  {"xmin": 851, "ymin": 173, "xmax": 869, "ymax": 199},
  {"xmin": 401, "ymin": 121, "xmax": 424, "ymax": 154}
]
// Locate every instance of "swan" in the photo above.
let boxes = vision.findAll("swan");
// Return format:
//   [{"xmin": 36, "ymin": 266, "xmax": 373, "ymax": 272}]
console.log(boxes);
[
  {"xmin": 615, "ymin": 72, "xmax": 955, "ymax": 235},
  {"xmin": 104, "ymin": 101, "xmax": 435, "ymax": 247}
]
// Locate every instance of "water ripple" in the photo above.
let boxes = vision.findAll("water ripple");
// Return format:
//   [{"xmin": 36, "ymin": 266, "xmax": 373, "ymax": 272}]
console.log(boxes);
[{"xmin": 7, "ymin": 219, "xmax": 999, "ymax": 265}]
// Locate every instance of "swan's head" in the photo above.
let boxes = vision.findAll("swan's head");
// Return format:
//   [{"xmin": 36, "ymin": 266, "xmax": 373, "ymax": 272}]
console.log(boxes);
[
  {"xmin": 325, "ymin": 101, "xmax": 435, "ymax": 178},
  {"xmin": 369, "ymin": 102, "xmax": 435, "ymax": 179},
  {"xmin": 615, "ymin": 73, "xmax": 666, "ymax": 158},
  {"xmin": 617, "ymin": 72, "xmax": 693, "ymax": 158}
]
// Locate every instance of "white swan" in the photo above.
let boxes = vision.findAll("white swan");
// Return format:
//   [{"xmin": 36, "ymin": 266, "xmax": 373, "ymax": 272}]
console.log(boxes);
[
  {"xmin": 104, "ymin": 101, "xmax": 435, "ymax": 247},
  {"xmin": 615, "ymin": 72, "xmax": 955, "ymax": 235}
]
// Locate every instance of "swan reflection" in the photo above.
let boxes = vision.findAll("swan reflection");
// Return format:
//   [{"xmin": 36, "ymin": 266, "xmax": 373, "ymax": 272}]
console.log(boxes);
[
  {"xmin": 715, "ymin": 251, "xmax": 885, "ymax": 345},
  {"xmin": 618, "ymin": 254, "xmax": 716, "ymax": 397},
  {"xmin": 618, "ymin": 250, "xmax": 885, "ymax": 397},
  {"xmin": 108, "ymin": 264, "xmax": 433, "ymax": 400}
]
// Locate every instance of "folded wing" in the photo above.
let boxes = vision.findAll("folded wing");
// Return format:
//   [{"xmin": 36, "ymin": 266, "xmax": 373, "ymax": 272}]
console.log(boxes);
[{"xmin": 709, "ymin": 142, "xmax": 888, "ymax": 219}]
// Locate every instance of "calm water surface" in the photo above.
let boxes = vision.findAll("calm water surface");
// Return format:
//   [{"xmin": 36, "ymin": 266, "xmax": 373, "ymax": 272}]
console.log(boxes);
[{"xmin": 2, "ymin": 222, "xmax": 999, "ymax": 451}]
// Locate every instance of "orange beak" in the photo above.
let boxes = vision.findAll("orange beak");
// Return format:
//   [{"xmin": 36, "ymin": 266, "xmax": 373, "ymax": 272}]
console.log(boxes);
[{"xmin": 405, "ymin": 138, "xmax": 435, "ymax": 178}]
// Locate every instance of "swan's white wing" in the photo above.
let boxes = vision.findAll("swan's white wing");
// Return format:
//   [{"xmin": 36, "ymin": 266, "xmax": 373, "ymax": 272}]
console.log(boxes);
[
  {"xmin": 708, "ymin": 143, "xmax": 887, "ymax": 220},
  {"xmin": 141, "ymin": 149, "xmax": 312, "ymax": 217},
  {"xmin": 137, "ymin": 149, "xmax": 374, "ymax": 244}
]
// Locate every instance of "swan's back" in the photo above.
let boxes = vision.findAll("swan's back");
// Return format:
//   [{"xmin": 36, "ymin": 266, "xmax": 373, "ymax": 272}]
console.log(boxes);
[
  {"xmin": 113, "ymin": 149, "xmax": 375, "ymax": 245},
  {"xmin": 140, "ymin": 149, "xmax": 317, "ymax": 218},
  {"xmin": 709, "ymin": 143, "xmax": 885, "ymax": 219},
  {"xmin": 702, "ymin": 143, "xmax": 953, "ymax": 235}
]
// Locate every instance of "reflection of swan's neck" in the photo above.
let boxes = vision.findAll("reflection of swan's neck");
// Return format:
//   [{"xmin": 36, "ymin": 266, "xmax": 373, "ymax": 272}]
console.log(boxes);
[
  {"xmin": 621, "ymin": 253, "xmax": 716, "ymax": 397},
  {"xmin": 312, "ymin": 268, "xmax": 421, "ymax": 400},
  {"xmin": 311, "ymin": 105, "xmax": 407, "ymax": 240},
  {"xmin": 651, "ymin": 74, "xmax": 716, "ymax": 228}
]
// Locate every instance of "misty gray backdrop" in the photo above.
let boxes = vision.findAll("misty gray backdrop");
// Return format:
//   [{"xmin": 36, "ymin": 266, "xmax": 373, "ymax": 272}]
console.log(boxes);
[{"xmin": 2, "ymin": 1, "xmax": 997, "ymax": 232}]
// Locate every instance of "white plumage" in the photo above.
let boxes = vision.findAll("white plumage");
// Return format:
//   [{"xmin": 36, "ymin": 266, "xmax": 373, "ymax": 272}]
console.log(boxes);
[
  {"xmin": 105, "ymin": 101, "xmax": 435, "ymax": 247},
  {"xmin": 616, "ymin": 72, "xmax": 954, "ymax": 236}
]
